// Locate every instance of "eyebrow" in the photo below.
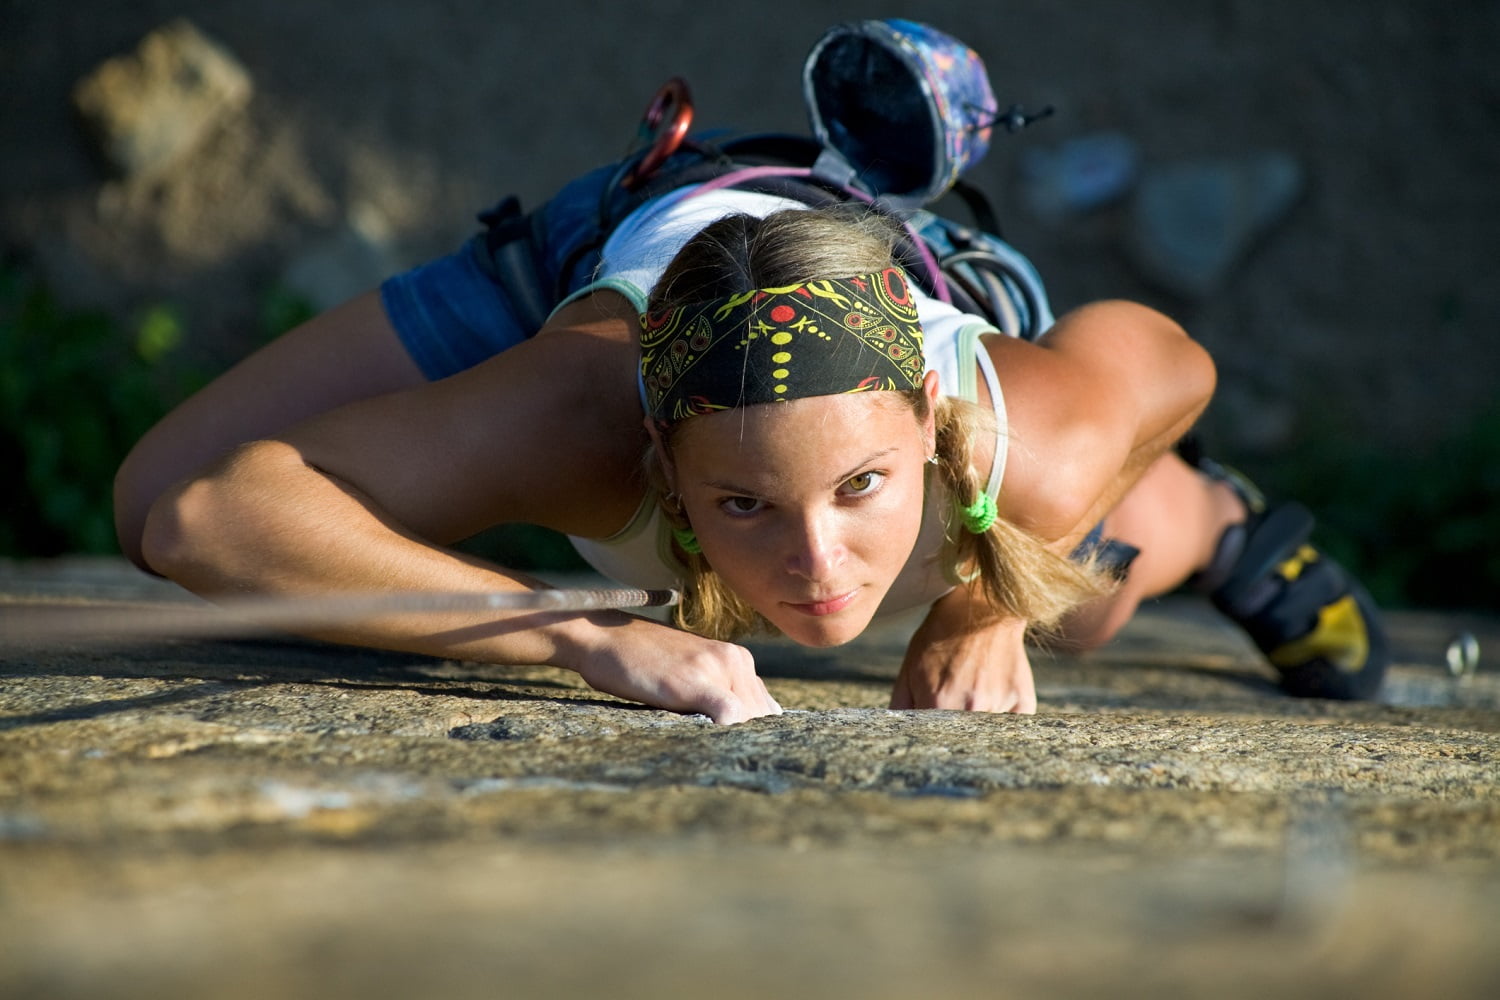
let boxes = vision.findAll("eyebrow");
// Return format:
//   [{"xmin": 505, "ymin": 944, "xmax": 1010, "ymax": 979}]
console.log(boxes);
[{"xmin": 701, "ymin": 447, "xmax": 902, "ymax": 496}]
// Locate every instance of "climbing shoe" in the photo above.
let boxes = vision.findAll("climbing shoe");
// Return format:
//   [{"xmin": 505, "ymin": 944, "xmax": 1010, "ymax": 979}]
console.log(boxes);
[{"xmin": 1191, "ymin": 463, "xmax": 1390, "ymax": 700}]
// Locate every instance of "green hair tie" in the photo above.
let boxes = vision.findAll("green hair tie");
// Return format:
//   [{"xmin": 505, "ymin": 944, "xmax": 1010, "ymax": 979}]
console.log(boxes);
[
  {"xmin": 959, "ymin": 493, "xmax": 998, "ymax": 534},
  {"xmin": 672, "ymin": 526, "xmax": 702, "ymax": 555}
]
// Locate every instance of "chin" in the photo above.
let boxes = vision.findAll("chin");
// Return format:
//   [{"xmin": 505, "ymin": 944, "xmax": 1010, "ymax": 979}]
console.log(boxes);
[{"xmin": 772, "ymin": 610, "xmax": 876, "ymax": 649}]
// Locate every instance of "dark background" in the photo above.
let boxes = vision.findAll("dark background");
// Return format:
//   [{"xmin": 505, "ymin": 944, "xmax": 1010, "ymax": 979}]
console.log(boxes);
[{"xmin": 2, "ymin": 1, "xmax": 1497, "ymax": 607}]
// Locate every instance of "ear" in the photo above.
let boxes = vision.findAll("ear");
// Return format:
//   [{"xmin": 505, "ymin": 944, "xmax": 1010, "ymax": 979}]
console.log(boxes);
[
  {"xmin": 643, "ymin": 416, "xmax": 677, "ymax": 493},
  {"xmin": 920, "ymin": 369, "xmax": 941, "ymax": 456}
]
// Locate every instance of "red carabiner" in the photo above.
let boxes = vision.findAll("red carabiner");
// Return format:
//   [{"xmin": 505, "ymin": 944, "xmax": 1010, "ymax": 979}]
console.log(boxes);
[{"xmin": 623, "ymin": 77, "xmax": 693, "ymax": 190}]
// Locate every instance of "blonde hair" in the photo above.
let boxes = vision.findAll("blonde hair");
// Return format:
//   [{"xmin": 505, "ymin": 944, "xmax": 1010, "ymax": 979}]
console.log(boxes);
[{"xmin": 644, "ymin": 207, "xmax": 1109, "ymax": 640}]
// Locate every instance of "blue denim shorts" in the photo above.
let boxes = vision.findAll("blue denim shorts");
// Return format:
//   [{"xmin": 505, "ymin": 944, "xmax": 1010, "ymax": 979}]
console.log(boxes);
[{"xmin": 380, "ymin": 163, "xmax": 622, "ymax": 380}]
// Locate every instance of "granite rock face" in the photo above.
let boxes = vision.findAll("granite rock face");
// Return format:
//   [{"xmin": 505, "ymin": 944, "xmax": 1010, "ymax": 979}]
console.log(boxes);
[{"xmin": 2, "ymin": 559, "xmax": 1498, "ymax": 998}]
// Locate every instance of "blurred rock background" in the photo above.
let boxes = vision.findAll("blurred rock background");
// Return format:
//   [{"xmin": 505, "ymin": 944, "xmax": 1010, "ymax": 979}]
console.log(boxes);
[{"xmin": 2, "ymin": 0, "xmax": 1497, "ymax": 607}]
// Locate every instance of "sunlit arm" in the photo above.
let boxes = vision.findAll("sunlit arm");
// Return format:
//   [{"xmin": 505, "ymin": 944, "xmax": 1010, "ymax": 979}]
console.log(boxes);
[
  {"xmin": 889, "ymin": 580, "xmax": 1035, "ymax": 714},
  {"xmin": 140, "ymin": 439, "xmax": 779, "ymax": 724},
  {"xmin": 992, "ymin": 300, "xmax": 1217, "ymax": 548}
]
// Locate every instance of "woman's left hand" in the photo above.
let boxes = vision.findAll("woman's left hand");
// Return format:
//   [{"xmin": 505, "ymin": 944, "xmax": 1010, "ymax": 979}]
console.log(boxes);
[{"xmin": 889, "ymin": 587, "xmax": 1036, "ymax": 714}]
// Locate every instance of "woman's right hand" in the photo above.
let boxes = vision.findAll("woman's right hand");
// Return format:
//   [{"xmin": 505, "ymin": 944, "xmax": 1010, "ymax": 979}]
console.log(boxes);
[{"xmin": 560, "ymin": 615, "xmax": 782, "ymax": 724}]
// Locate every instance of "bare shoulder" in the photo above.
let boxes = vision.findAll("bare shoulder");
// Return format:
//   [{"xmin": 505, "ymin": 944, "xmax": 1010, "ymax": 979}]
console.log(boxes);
[
  {"xmin": 980, "ymin": 301, "xmax": 1200, "ymax": 542},
  {"xmin": 278, "ymin": 290, "xmax": 650, "ymax": 542}
]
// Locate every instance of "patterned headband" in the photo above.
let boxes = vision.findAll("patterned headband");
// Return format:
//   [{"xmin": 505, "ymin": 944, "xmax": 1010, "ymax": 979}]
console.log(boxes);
[{"xmin": 639, "ymin": 268, "xmax": 926, "ymax": 423}]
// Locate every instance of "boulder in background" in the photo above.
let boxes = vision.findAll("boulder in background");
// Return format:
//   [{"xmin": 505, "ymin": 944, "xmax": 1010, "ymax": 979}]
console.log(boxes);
[{"xmin": 71, "ymin": 19, "xmax": 253, "ymax": 180}]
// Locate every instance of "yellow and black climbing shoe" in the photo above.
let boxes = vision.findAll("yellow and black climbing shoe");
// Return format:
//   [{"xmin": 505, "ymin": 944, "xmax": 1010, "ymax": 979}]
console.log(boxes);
[{"xmin": 1195, "ymin": 499, "xmax": 1390, "ymax": 700}]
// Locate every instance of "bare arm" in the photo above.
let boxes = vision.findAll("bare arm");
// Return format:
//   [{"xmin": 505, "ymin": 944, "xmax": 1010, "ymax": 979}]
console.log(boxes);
[
  {"xmin": 140, "ymin": 295, "xmax": 780, "ymax": 723},
  {"xmin": 115, "ymin": 291, "xmax": 426, "ymax": 569},
  {"xmin": 988, "ymin": 300, "xmax": 1216, "ymax": 547},
  {"xmin": 890, "ymin": 579, "xmax": 1034, "ymax": 713},
  {"xmin": 895, "ymin": 301, "xmax": 1215, "ymax": 712}
]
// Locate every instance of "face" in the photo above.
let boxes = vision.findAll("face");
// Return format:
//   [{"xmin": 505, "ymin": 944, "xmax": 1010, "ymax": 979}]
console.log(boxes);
[{"xmin": 663, "ymin": 374, "xmax": 939, "ymax": 647}]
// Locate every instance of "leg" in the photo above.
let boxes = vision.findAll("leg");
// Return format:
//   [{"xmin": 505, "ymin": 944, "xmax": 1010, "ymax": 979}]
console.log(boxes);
[
  {"xmin": 114, "ymin": 290, "xmax": 426, "ymax": 569},
  {"xmin": 1057, "ymin": 452, "xmax": 1391, "ymax": 700},
  {"xmin": 1055, "ymin": 452, "xmax": 1244, "ymax": 650}
]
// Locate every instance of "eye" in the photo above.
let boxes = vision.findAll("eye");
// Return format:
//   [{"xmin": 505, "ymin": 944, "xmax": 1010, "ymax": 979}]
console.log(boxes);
[
  {"xmin": 720, "ymin": 495, "xmax": 766, "ymax": 516},
  {"xmin": 842, "ymin": 471, "xmax": 885, "ymax": 496}
]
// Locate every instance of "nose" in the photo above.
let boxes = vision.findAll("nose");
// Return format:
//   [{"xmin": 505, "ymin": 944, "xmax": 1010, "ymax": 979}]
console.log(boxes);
[{"xmin": 784, "ymin": 510, "xmax": 848, "ymax": 581}]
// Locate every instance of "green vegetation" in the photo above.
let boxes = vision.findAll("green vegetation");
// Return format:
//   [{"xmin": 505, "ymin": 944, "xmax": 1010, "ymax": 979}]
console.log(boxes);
[
  {"xmin": 0, "ymin": 261, "xmax": 199, "ymax": 555},
  {"xmin": 1250, "ymin": 406, "xmax": 1500, "ymax": 614}
]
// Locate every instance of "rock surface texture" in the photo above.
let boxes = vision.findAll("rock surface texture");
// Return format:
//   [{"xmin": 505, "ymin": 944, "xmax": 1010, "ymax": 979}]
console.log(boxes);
[{"xmin": 2, "ymin": 559, "xmax": 1497, "ymax": 998}]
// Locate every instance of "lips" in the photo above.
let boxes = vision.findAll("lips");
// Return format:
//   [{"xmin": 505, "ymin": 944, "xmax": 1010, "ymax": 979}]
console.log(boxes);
[{"xmin": 783, "ymin": 590, "xmax": 859, "ymax": 617}]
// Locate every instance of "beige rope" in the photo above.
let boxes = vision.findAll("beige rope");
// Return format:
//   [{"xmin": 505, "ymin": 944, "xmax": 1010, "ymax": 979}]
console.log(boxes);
[{"xmin": 0, "ymin": 588, "xmax": 680, "ymax": 643}]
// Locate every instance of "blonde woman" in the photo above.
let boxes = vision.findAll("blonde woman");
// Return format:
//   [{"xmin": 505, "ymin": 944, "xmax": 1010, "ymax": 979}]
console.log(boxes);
[{"xmin": 114, "ymin": 23, "xmax": 1388, "ymax": 721}]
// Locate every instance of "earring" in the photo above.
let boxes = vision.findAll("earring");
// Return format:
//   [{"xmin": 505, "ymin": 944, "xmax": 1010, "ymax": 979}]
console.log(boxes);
[{"xmin": 927, "ymin": 454, "xmax": 940, "ymax": 466}]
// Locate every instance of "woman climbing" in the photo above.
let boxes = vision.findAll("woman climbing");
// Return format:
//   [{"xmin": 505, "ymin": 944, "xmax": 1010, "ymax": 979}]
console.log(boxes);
[{"xmin": 113, "ymin": 20, "xmax": 1388, "ymax": 721}]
